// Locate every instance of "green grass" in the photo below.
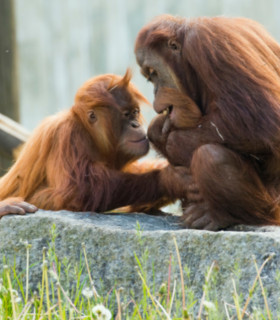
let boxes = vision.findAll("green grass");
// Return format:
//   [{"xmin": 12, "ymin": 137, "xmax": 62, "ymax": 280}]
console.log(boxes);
[{"xmin": 0, "ymin": 224, "xmax": 279, "ymax": 319}]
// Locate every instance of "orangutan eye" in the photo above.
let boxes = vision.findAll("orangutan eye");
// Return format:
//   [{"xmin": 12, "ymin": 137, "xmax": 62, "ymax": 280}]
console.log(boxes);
[
  {"xmin": 147, "ymin": 68, "xmax": 157, "ymax": 82},
  {"xmin": 88, "ymin": 111, "xmax": 97, "ymax": 123},
  {"xmin": 168, "ymin": 39, "xmax": 180, "ymax": 51},
  {"xmin": 132, "ymin": 109, "xmax": 140, "ymax": 117}
]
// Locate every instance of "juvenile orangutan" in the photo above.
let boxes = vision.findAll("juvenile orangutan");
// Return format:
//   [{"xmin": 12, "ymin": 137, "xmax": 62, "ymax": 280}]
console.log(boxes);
[{"xmin": 0, "ymin": 70, "xmax": 188, "ymax": 216}]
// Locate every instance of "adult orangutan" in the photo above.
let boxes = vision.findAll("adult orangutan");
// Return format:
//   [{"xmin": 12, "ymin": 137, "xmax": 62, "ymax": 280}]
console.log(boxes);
[
  {"xmin": 0, "ymin": 70, "xmax": 189, "ymax": 216},
  {"xmin": 135, "ymin": 15, "xmax": 280, "ymax": 230}
]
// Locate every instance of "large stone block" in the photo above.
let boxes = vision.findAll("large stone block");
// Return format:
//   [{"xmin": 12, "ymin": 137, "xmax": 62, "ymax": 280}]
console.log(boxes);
[{"xmin": 1, "ymin": 210, "xmax": 280, "ymax": 315}]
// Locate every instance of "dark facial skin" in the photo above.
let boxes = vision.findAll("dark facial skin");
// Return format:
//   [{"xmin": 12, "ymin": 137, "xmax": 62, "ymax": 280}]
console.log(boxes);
[
  {"xmin": 114, "ymin": 107, "xmax": 149, "ymax": 169},
  {"xmin": 136, "ymin": 47, "xmax": 176, "ymax": 158},
  {"xmin": 136, "ymin": 48, "xmax": 180, "ymax": 111},
  {"xmin": 83, "ymin": 85, "xmax": 150, "ymax": 170},
  {"xmin": 135, "ymin": 48, "xmax": 202, "ymax": 166},
  {"xmin": 109, "ymin": 85, "xmax": 150, "ymax": 169}
]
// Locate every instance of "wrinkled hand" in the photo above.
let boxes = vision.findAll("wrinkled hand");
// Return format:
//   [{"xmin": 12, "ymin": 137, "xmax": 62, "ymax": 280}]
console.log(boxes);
[
  {"xmin": 186, "ymin": 181, "xmax": 203, "ymax": 203},
  {"xmin": 161, "ymin": 165, "xmax": 205, "ymax": 202},
  {"xmin": 160, "ymin": 165, "xmax": 192, "ymax": 199},
  {"xmin": 181, "ymin": 202, "xmax": 230, "ymax": 231},
  {"xmin": 0, "ymin": 198, "xmax": 37, "ymax": 218}
]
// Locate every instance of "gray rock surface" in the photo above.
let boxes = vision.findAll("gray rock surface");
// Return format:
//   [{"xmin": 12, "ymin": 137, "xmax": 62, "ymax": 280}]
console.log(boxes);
[{"xmin": 1, "ymin": 210, "xmax": 280, "ymax": 316}]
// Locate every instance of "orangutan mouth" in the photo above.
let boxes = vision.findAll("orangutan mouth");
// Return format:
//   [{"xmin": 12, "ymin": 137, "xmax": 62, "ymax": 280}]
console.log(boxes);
[{"xmin": 160, "ymin": 105, "xmax": 173, "ymax": 116}]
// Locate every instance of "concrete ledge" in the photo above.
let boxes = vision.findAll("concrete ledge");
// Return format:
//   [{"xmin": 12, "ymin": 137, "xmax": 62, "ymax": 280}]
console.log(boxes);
[{"xmin": 1, "ymin": 210, "xmax": 280, "ymax": 315}]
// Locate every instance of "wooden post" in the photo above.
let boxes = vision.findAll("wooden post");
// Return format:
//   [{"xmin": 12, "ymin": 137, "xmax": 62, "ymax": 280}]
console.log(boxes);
[
  {"xmin": 0, "ymin": 114, "xmax": 29, "ymax": 175},
  {"xmin": 0, "ymin": 0, "xmax": 19, "ymax": 122}
]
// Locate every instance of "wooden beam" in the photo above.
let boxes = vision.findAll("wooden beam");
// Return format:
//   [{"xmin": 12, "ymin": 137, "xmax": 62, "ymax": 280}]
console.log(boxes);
[
  {"xmin": 0, "ymin": 113, "xmax": 29, "ymax": 155},
  {"xmin": 0, "ymin": 113, "xmax": 29, "ymax": 175}
]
